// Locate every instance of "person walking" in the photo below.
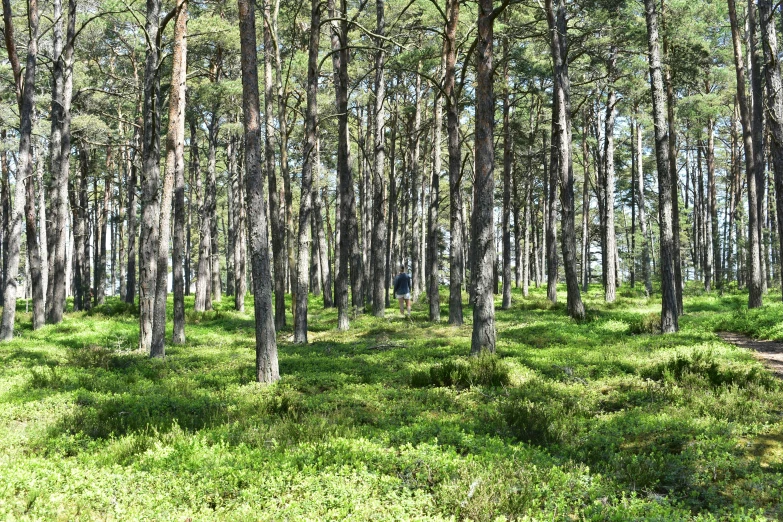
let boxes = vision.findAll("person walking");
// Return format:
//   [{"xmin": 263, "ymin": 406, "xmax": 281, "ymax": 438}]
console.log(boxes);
[{"xmin": 393, "ymin": 264, "xmax": 412, "ymax": 316}]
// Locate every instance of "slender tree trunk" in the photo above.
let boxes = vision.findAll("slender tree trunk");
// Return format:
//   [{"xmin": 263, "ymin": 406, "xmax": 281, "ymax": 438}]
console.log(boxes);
[
  {"xmin": 79, "ymin": 148, "xmax": 91, "ymax": 310},
  {"xmin": 46, "ymin": 0, "xmax": 75, "ymax": 323},
  {"xmin": 444, "ymin": 0, "xmax": 463, "ymax": 325},
  {"xmin": 748, "ymin": 0, "xmax": 767, "ymax": 296},
  {"xmin": 603, "ymin": 49, "xmax": 618, "ymax": 303},
  {"xmin": 547, "ymin": 0, "xmax": 584, "ymax": 319},
  {"xmin": 238, "ymin": 0, "xmax": 279, "ymax": 382},
  {"xmin": 759, "ymin": 0, "xmax": 783, "ymax": 301},
  {"xmin": 152, "ymin": 0, "xmax": 187, "ymax": 355},
  {"xmin": 264, "ymin": 0, "xmax": 286, "ymax": 329},
  {"xmin": 470, "ymin": 0, "xmax": 497, "ymax": 354},
  {"xmin": 501, "ymin": 37, "xmax": 512, "ymax": 310},
  {"xmin": 635, "ymin": 118, "xmax": 652, "ymax": 296},
  {"xmin": 293, "ymin": 0, "xmax": 320, "ymax": 343},
  {"xmin": 1, "ymin": 0, "xmax": 40, "ymax": 338},
  {"xmin": 643, "ymin": 0, "xmax": 678, "ymax": 332},
  {"xmin": 372, "ymin": 0, "xmax": 389, "ymax": 317},
  {"xmin": 125, "ymin": 129, "xmax": 139, "ymax": 305},
  {"xmin": 194, "ymin": 120, "xmax": 212, "ymax": 312},
  {"xmin": 232, "ymin": 135, "xmax": 247, "ymax": 311},
  {"xmin": 138, "ymin": 0, "xmax": 162, "ymax": 350},
  {"xmin": 728, "ymin": 0, "xmax": 763, "ymax": 308},
  {"xmin": 581, "ymin": 117, "xmax": 590, "ymax": 293},
  {"xmin": 314, "ymin": 169, "xmax": 332, "ymax": 307},
  {"xmin": 546, "ymin": 116, "xmax": 558, "ymax": 303},
  {"xmin": 661, "ymin": 0, "xmax": 684, "ymax": 314}
]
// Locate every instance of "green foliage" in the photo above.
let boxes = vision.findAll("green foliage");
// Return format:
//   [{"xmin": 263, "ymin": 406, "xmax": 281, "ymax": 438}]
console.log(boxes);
[
  {"xmin": 409, "ymin": 350, "xmax": 510, "ymax": 388},
  {"xmin": 1, "ymin": 289, "xmax": 782, "ymax": 520}
]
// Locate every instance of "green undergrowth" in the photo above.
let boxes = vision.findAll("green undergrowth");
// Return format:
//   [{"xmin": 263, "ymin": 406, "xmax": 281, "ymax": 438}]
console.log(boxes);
[{"xmin": 0, "ymin": 287, "xmax": 782, "ymax": 520}]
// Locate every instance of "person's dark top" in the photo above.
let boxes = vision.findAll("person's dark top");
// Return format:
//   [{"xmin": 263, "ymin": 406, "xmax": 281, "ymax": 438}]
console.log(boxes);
[{"xmin": 393, "ymin": 272, "xmax": 412, "ymax": 296}]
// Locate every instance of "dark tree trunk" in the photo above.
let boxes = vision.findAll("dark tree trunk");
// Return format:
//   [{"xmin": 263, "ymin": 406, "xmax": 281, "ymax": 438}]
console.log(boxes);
[
  {"xmin": 138, "ymin": 0, "xmax": 162, "ymax": 351},
  {"xmin": 728, "ymin": 0, "xmax": 763, "ymax": 308},
  {"xmin": 372, "ymin": 0, "xmax": 389, "ymax": 317},
  {"xmin": 547, "ymin": 0, "xmax": 584, "ymax": 319},
  {"xmin": 759, "ymin": 0, "xmax": 783, "ymax": 301},
  {"xmin": 125, "ymin": 129, "xmax": 139, "ymax": 305},
  {"xmin": 581, "ymin": 117, "xmax": 590, "ymax": 293},
  {"xmin": 470, "ymin": 0, "xmax": 497, "ymax": 354},
  {"xmin": 546, "ymin": 119, "xmax": 558, "ymax": 303},
  {"xmin": 264, "ymin": 0, "xmax": 286, "ymax": 330},
  {"xmin": 643, "ymin": 0, "xmax": 678, "ymax": 333},
  {"xmin": 444, "ymin": 0, "xmax": 463, "ymax": 325},
  {"xmin": 238, "ymin": 0, "xmax": 279, "ymax": 383},
  {"xmin": 293, "ymin": 0, "xmax": 320, "ymax": 343}
]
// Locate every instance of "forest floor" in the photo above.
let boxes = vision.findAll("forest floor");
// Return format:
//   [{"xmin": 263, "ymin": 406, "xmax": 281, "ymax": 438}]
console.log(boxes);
[{"xmin": 0, "ymin": 285, "xmax": 782, "ymax": 520}]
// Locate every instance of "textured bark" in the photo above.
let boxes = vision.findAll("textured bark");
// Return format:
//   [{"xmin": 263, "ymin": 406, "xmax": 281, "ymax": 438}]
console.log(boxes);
[
  {"xmin": 0, "ymin": 130, "xmax": 7, "ymax": 307},
  {"xmin": 46, "ymin": 0, "xmax": 75, "ymax": 324},
  {"xmin": 25, "ymin": 147, "xmax": 44, "ymax": 329},
  {"xmin": 547, "ymin": 0, "xmax": 584, "ymax": 320},
  {"xmin": 193, "ymin": 118, "xmax": 212, "ymax": 312},
  {"xmin": 444, "ymin": 0, "xmax": 463, "ymax": 325},
  {"xmin": 293, "ymin": 0, "xmax": 320, "ymax": 343},
  {"xmin": 410, "ymin": 70, "xmax": 422, "ymax": 301},
  {"xmin": 372, "ymin": 0, "xmax": 389, "ymax": 318},
  {"xmin": 138, "ymin": 0, "xmax": 162, "ymax": 351},
  {"xmin": 501, "ymin": 38, "xmax": 512, "ymax": 311},
  {"xmin": 602, "ymin": 49, "xmax": 617, "ymax": 303},
  {"xmin": 581, "ymin": 118, "xmax": 590, "ymax": 293},
  {"xmin": 643, "ymin": 0, "xmax": 678, "ymax": 333},
  {"xmin": 73, "ymin": 149, "xmax": 91, "ymax": 311},
  {"xmin": 546, "ymin": 118, "xmax": 558, "ymax": 303},
  {"xmin": 95, "ymin": 155, "xmax": 110, "ymax": 306},
  {"xmin": 728, "ymin": 0, "xmax": 763, "ymax": 308},
  {"xmin": 314, "ymin": 181, "xmax": 332, "ymax": 307},
  {"xmin": 264, "ymin": 0, "xmax": 285, "ymax": 330},
  {"xmin": 1, "ymin": 0, "xmax": 40, "ymax": 339},
  {"xmin": 238, "ymin": 0, "xmax": 279, "ymax": 383},
  {"xmin": 759, "ymin": 0, "xmax": 783, "ymax": 302},
  {"xmin": 232, "ymin": 136, "xmax": 247, "ymax": 311},
  {"xmin": 635, "ymin": 119, "xmax": 652, "ymax": 296},
  {"xmin": 152, "ymin": 0, "xmax": 187, "ymax": 356},
  {"xmin": 125, "ymin": 129, "xmax": 139, "ymax": 305},
  {"xmin": 748, "ymin": 0, "xmax": 767, "ymax": 295},
  {"xmin": 207, "ymin": 111, "xmax": 220, "ymax": 304},
  {"xmin": 470, "ymin": 0, "xmax": 496, "ymax": 354}
]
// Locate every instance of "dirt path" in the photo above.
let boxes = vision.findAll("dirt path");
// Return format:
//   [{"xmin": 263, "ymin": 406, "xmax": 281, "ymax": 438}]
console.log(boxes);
[{"xmin": 717, "ymin": 332, "xmax": 783, "ymax": 378}]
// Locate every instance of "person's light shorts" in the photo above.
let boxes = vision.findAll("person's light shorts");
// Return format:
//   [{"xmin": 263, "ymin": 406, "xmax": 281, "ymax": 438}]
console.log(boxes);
[{"xmin": 396, "ymin": 293, "xmax": 411, "ymax": 300}]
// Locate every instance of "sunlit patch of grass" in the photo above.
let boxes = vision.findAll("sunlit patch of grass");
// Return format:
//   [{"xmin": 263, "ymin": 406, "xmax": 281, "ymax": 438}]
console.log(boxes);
[{"xmin": 0, "ymin": 288, "xmax": 781, "ymax": 519}]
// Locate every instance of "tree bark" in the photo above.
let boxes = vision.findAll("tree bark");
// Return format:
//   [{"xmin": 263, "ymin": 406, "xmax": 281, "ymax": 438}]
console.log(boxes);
[
  {"xmin": 138, "ymin": 0, "xmax": 162, "ymax": 351},
  {"xmin": 125, "ymin": 128, "xmax": 139, "ymax": 305},
  {"xmin": 501, "ymin": 36, "xmax": 512, "ymax": 311},
  {"xmin": 264, "ymin": 0, "xmax": 286, "ymax": 329},
  {"xmin": 293, "ymin": 0, "xmax": 320, "ymax": 343},
  {"xmin": 152, "ymin": 0, "xmax": 187, "ymax": 355},
  {"xmin": 1, "ymin": 0, "xmax": 40, "ymax": 338},
  {"xmin": 602, "ymin": 48, "xmax": 618, "ymax": 303},
  {"xmin": 728, "ymin": 0, "xmax": 763, "ymax": 308},
  {"xmin": 372, "ymin": 0, "xmax": 389, "ymax": 317},
  {"xmin": 470, "ymin": 0, "xmax": 496, "ymax": 354},
  {"xmin": 759, "ymin": 0, "xmax": 783, "ymax": 301},
  {"xmin": 546, "ymin": 0, "xmax": 584, "ymax": 319},
  {"xmin": 444, "ymin": 0, "xmax": 463, "ymax": 325},
  {"xmin": 238, "ymin": 0, "xmax": 279, "ymax": 383},
  {"xmin": 643, "ymin": 0, "xmax": 678, "ymax": 333}
]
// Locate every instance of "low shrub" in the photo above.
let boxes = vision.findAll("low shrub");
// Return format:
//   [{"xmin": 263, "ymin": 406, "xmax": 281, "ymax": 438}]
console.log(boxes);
[
  {"xmin": 409, "ymin": 351, "xmax": 510, "ymax": 389},
  {"xmin": 627, "ymin": 312, "xmax": 661, "ymax": 334},
  {"xmin": 643, "ymin": 350, "xmax": 778, "ymax": 390}
]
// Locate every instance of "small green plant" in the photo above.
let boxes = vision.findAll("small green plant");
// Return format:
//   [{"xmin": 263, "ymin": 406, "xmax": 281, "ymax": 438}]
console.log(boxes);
[
  {"xmin": 627, "ymin": 312, "xmax": 661, "ymax": 334},
  {"xmin": 409, "ymin": 351, "xmax": 510, "ymax": 388}
]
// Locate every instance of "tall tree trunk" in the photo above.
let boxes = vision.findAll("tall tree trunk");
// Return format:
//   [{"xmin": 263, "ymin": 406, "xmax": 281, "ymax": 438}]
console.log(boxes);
[
  {"xmin": 125, "ymin": 129, "xmax": 139, "ymax": 305},
  {"xmin": 46, "ymin": 0, "xmax": 75, "ymax": 323},
  {"xmin": 546, "ymin": 116, "xmax": 558, "ymax": 303},
  {"xmin": 293, "ymin": 0, "xmax": 320, "ymax": 343},
  {"xmin": 748, "ymin": 0, "xmax": 767, "ymax": 296},
  {"xmin": 759, "ymin": 0, "xmax": 783, "ymax": 301},
  {"xmin": 728, "ymin": 0, "xmax": 763, "ymax": 308},
  {"xmin": 547, "ymin": 0, "xmax": 584, "ymax": 319},
  {"xmin": 444, "ymin": 0, "xmax": 463, "ymax": 325},
  {"xmin": 603, "ymin": 48, "xmax": 618, "ymax": 303},
  {"xmin": 152, "ymin": 0, "xmax": 187, "ymax": 356},
  {"xmin": 1, "ymin": 0, "xmax": 40, "ymax": 338},
  {"xmin": 371, "ymin": 0, "xmax": 389, "ymax": 317},
  {"xmin": 314, "ymin": 170, "xmax": 332, "ymax": 307},
  {"xmin": 78, "ymin": 148, "xmax": 91, "ymax": 311},
  {"xmin": 96, "ymin": 154, "xmax": 110, "ymax": 306},
  {"xmin": 138, "ymin": 0, "xmax": 162, "ymax": 350},
  {"xmin": 661, "ymin": 0, "xmax": 684, "ymax": 314},
  {"xmin": 635, "ymin": 118, "xmax": 652, "ymax": 296},
  {"xmin": 232, "ymin": 135, "xmax": 248, "ymax": 311},
  {"xmin": 470, "ymin": 0, "xmax": 497, "ymax": 354},
  {"xmin": 194, "ymin": 119, "xmax": 212, "ymax": 312},
  {"xmin": 207, "ymin": 111, "xmax": 220, "ymax": 304},
  {"xmin": 264, "ymin": 0, "xmax": 286, "ymax": 329},
  {"xmin": 238, "ymin": 0, "xmax": 279, "ymax": 383},
  {"xmin": 643, "ymin": 0, "xmax": 678, "ymax": 333},
  {"xmin": 501, "ymin": 36, "xmax": 512, "ymax": 311},
  {"xmin": 581, "ymin": 117, "xmax": 590, "ymax": 293}
]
